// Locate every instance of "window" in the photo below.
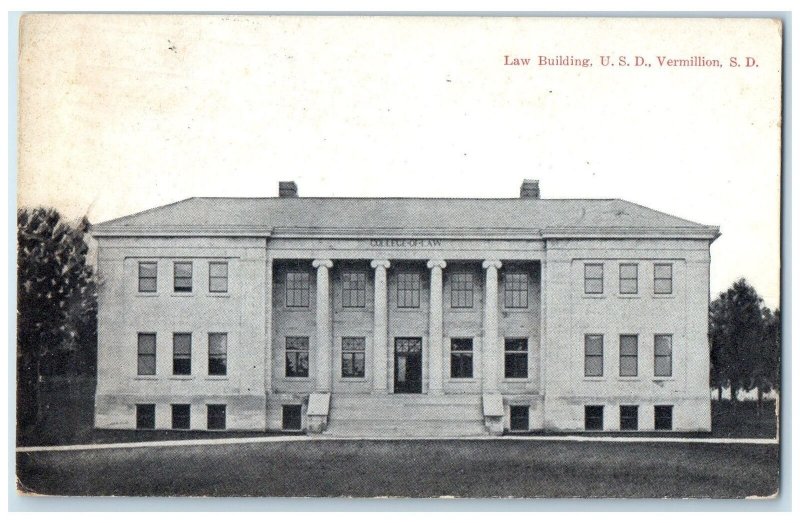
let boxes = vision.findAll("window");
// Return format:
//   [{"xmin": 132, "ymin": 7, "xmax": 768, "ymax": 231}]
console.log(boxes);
[
  {"xmin": 504, "ymin": 272, "xmax": 529, "ymax": 308},
  {"xmin": 173, "ymin": 262, "xmax": 193, "ymax": 292},
  {"xmin": 341, "ymin": 337, "xmax": 366, "ymax": 378},
  {"xmin": 584, "ymin": 263, "xmax": 603, "ymax": 294},
  {"xmin": 654, "ymin": 405, "xmax": 673, "ymax": 430},
  {"xmin": 510, "ymin": 406, "xmax": 529, "ymax": 432},
  {"xmin": 619, "ymin": 335, "xmax": 638, "ymax": 377},
  {"xmin": 207, "ymin": 404, "xmax": 226, "ymax": 430},
  {"xmin": 619, "ymin": 263, "xmax": 638, "ymax": 294},
  {"xmin": 286, "ymin": 271, "xmax": 310, "ymax": 307},
  {"xmin": 396, "ymin": 272, "xmax": 421, "ymax": 308},
  {"xmin": 136, "ymin": 404, "xmax": 155, "ymax": 430},
  {"xmin": 654, "ymin": 334, "xmax": 673, "ymax": 377},
  {"xmin": 585, "ymin": 405, "xmax": 604, "ymax": 430},
  {"xmin": 138, "ymin": 262, "xmax": 157, "ymax": 293},
  {"xmin": 450, "ymin": 273, "xmax": 474, "ymax": 308},
  {"xmin": 172, "ymin": 404, "xmax": 190, "ymax": 430},
  {"xmin": 285, "ymin": 336, "xmax": 309, "ymax": 377},
  {"xmin": 137, "ymin": 333, "xmax": 156, "ymax": 376},
  {"xmin": 282, "ymin": 405, "xmax": 302, "ymax": 431},
  {"xmin": 172, "ymin": 333, "xmax": 192, "ymax": 375},
  {"xmin": 504, "ymin": 338, "xmax": 528, "ymax": 379},
  {"xmin": 208, "ymin": 333, "xmax": 227, "ymax": 376},
  {"xmin": 584, "ymin": 334, "xmax": 604, "ymax": 377},
  {"xmin": 209, "ymin": 262, "xmax": 228, "ymax": 293},
  {"xmin": 620, "ymin": 405, "xmax": 639, "ymax": 431},
  {"xmin": 450, "ymin": 338, "xmax": 473, "ymax": 378},
  {"xmin": 654, "ymin": 263, "xmax": 673, "ymax": 294},
  {"xmin": 341, "ymin": 271, "xmax": 367, "ymax": 308}
]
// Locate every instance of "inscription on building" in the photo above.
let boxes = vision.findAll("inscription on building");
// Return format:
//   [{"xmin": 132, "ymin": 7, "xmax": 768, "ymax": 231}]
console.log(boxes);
[{"xmin": 368, "ymin": 239, "xmax": 443, "ymax": 248}]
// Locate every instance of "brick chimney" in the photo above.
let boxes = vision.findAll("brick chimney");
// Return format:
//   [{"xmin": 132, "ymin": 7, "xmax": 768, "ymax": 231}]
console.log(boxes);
[
  {"xmin": 279, "ymin": 181, "xmax": 298, "ymax": 198},
  {"xmin": 520, "ymin": 179, "xmax": 540, "ymax": 198}
]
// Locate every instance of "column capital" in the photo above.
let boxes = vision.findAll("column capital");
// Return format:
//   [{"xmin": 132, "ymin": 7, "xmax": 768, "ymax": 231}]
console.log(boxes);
[
  {"xmin": 482, "ymin": 259, "xmax": 502, "ymax": 270},
  {"xmin": 427, "ymin": 259, "xmax": 447, "ymax": 270},
  {"xmin": 370, "ymin": 259, "xmax": 391, "ymax": 270},
  {"xmin": 312, "ymin": 259, "xmax": 334, "ymax": 269}
]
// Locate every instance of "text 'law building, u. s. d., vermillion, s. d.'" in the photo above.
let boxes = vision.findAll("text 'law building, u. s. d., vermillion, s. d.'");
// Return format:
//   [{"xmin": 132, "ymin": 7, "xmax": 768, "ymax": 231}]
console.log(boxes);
[{"xmin": 90, "ymin": 180, "xmax": 720, "ymax": 436}]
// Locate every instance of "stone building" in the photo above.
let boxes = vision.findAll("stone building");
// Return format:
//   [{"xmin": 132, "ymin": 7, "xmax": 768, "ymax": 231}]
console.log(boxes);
[{"xmin": 91, "ymin": 180, "xmax": 719, "ymax": 436}]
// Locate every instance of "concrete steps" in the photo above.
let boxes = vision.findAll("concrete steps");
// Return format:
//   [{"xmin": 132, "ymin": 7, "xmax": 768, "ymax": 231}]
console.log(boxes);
[{"xmin": 324, "ymin": 393, "xmax": 487, "ymax": 437}]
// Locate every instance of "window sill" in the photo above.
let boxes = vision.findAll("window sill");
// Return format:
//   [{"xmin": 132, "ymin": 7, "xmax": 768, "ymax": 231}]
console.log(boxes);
[
  {"xmin": 652, "ymin": 376, "xmax": 676, "ymax": 382},
  {"xmin": 207, "ymin": 293, "xmax": 231, "ymax": 298},
  {"xmin": 340, "ymin": 377, "xmax": 368, "ymax": 382},
  {"xmin": 652, "ymin": 294, "xmax": 675, "ymax": 299},
  {"xmin": 582, "ymin": 377, "xmax": 607, "ymax": 382},
  {"xmin": 284, "ymin": 307, "xmax": 312, "ymax": 311},
  {"xmin": 618, "ymin": 377, "xmax": 642, "ymax": 382},
  {"xmin": 617, "ymin": 294, "xmax": 641, "ymax": 299},
  {"xmin": 449, "ymin": 378, "xmax": 478, "ymax": 382},
  {"xmin": 134, "ymin": 376, "xmax": 158, "ymax": 381},
  {"xmin": 582, "ymin": 294, "xmax": 606, "ymax": 299},
  {"xmin": 447, "ymin": 307, "xmax": 478, "ymax": 313},
  {"xmin": 205, "ymin": 376, "xmax": 229, "ymax": 381},
  {"xmin": 136, "ymin": 292, "xmax": 161, "ymax": 298},
  {"xmin": 169, "ymin": 376, "xmax": 195, "ymax": 381},
  {"xmin": 502, "ymin": 378, "xmax": 530, "ymax": 383},
  {"xmin": 171, "ymin": 292, "xmax": 195, "ymax": 297},
  {"xmin": 502, "ymin": 307, "xmax": 530, "ymax": 312},
  {"xmin": 283, "ymin": 377, "xmax": 313, "ymax": 382}
]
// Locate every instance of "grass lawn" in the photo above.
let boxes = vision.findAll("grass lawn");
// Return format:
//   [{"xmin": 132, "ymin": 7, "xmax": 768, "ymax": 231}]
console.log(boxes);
[{"xmin": 16, "ymin": 439, "xmax": 779, "ymax": 498}]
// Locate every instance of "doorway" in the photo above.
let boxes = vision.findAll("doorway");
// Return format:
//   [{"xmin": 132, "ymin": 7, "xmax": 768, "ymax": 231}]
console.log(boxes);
[{"xmin": 394, "ymin": 337, "xmax": 423, "ymax": 393}]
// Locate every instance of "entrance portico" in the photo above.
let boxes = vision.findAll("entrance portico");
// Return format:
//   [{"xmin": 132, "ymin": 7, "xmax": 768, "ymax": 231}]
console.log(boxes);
[{"xmin": 267, "ymin": 244, "xmax": 543, "ymax": 433}]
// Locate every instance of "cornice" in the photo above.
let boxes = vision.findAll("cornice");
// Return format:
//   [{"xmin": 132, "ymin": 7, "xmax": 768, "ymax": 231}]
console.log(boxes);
[{"xmin": 91, "ymin": 224, "xmax": 720, "ymax": 242}]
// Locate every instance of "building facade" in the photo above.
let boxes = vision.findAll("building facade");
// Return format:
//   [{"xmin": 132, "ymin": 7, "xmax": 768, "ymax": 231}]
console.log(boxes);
[{"xmin": 92, "ymin": 181, "xmax": 719, "ymax": 436}]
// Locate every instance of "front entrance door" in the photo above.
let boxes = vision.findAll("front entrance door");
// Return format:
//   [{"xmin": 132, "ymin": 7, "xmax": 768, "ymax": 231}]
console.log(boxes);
[{"xmin": 394, "ymin": 337, "xmax": 423, "ymax": 393}]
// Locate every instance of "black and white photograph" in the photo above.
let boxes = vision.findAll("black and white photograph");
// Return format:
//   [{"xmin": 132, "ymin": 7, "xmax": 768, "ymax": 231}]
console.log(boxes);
[{"xmin": 11, "ymin": 12, "xmax": 784, "ymax": 504}]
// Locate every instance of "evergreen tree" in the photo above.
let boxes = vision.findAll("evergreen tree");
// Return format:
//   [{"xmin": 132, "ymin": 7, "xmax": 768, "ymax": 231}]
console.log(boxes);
[{"xmin": 17, "ymin": 207, "xmax": 97, "ymax": 428}]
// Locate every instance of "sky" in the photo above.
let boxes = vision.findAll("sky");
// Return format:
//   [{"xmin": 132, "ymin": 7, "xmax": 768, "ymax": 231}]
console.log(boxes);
[{"xmin": 17, "ymin": 15, "xmax": 782, "ymax": 308}]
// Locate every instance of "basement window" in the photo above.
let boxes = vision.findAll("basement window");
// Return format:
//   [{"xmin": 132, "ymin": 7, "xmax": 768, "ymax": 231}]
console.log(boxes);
[
  {"xmin": 585, "ymin": 405, "xmax": 604, "ymax": 431},
  {"xmin": 620, "ymin": 405, "xmax": 638, "ymax": 431},
  {"xmin": 510, "ymin": 406, "xmax": 529, "ymax": 432},
  {"xmin": 654, "ymin": 405, "xmax": 673, "ymax": 431},
  {"xmin": 172, "ymin": 404, "xmax": 190, "ymax": 430},
  {"xmin": 282, "ymin": 405, "xmax": 302, "ymax": 431},
  {"xmin": 207, "ymin": 404, "xmax": 226, "ymax": 430},
  {"xmin": 136, "ymin": 404, "xmax": 155, "ymax": 430}
]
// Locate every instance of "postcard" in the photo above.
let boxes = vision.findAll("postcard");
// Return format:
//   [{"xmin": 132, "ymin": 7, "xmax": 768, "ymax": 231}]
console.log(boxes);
[{"xmin": 15, "ymin": 14, "xmax": 782, "ymax": 500}]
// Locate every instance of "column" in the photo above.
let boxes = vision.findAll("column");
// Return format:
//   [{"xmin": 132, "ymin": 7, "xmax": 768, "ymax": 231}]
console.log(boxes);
[
  {"xmin": 482, "ymin": 259, "xmax": 502, "ymax": 392},
  {"xmin": 371, "ymin": 259, "xmax": 391, "ymax": 392},
  {"xmin": 427, "ymin": 259, "xmax": 447, "ymax": 394},
  {"xmin": 312, "ymin": 259, "xmax": 333, "ymax": 392},
  {"xmin": 264, "ymin": 256, "xmax": 273, "ymax": 396}
]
